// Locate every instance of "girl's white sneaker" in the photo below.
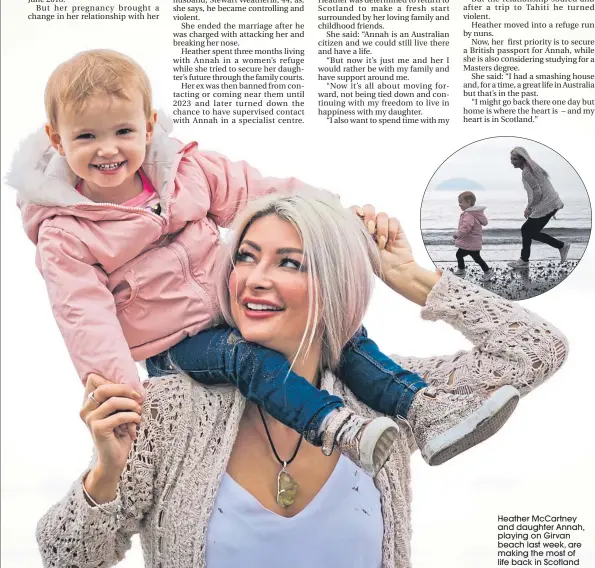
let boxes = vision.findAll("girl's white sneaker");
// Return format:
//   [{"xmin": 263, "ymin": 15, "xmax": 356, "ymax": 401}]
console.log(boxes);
[{"xmin": 321, "ymin": 409, "xmax": 400, "ymax": 477}]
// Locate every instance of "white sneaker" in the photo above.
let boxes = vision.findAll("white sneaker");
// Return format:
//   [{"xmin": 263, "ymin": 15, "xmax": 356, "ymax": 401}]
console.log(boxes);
[
  {"xmin": 508, "ymin": 258, "xmax": 529, "ymax": 269},
  {"xmin": 559, "ymin": 243, "xmax": 570, "ymax": 264},
  {"xmin": 321, "ymin": 408, "xmax": 400, "ymax": 477},
  {"xmin": 481, "ymin": 269, "xmax": 494, "ymax": 280},
  {"xmin": 453, "ymin": 268, "xmax": 466, "ymax": 277}
]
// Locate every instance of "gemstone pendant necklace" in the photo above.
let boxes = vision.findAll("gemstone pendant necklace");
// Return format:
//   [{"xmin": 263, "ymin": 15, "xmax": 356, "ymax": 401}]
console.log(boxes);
[{"xmin": 257, "ymin": 406, "xmax": 303, "ymax": 508}]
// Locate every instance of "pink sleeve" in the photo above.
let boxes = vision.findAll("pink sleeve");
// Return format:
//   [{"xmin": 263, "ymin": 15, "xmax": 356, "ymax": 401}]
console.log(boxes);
[
  {"xmin": 37, "ymin": 226, "xmax": 140, "ymax": 389},
  {"xmin": 189, "ymin": 148, "xmax": 320, "ymax": 227},
  {"xmin": 455, "ymin": 213, "xmax": 474, "ymax": 237}
]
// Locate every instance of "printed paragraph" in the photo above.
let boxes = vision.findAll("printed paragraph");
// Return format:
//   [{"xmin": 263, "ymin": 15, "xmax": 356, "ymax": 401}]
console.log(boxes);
[
  {"xmin": 317, "ymin": 0, "xmax": 452, "ymax": 126},
  {"xmin": 26, "ymin": 1, "xmax": 160, "ymax": 21},
  {"xmin": 172, "ymin": 0, "xmax": 307, "ymax": 125},
  {"xmin": 462, "ymin": 0, "xmax": 595, "ymax": 123},
  {"xmin": 497, "ymin": 515, "xmax": 587, "ymax": 566}
]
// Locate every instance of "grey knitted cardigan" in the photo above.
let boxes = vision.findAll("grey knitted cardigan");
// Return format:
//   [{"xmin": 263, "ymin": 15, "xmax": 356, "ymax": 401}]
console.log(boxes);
[
  {"xmin": 523, "ymin": 167, "xmax": 565, "ymax": 219},
  {"xmin": 36, "ymin": 272, "xmax": 568, "ymax": 568}
]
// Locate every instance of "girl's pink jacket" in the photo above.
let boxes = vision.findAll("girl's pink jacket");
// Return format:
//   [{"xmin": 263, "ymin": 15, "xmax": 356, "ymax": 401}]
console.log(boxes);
[
  {"xmin": 7, "ymin": 115, "xmax": 313, "ymax": 387},
  {"xmin": 454, "ymin": 206, "xmax": 488, "ymax": 251}
]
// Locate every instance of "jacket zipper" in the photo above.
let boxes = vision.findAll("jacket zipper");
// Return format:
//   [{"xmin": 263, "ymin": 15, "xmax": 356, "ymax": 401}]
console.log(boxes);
[
  {"xmin": 74, "ymin": 202, "xmax": 164, "ymax": 218},
  {"xmin": 72, "ymin": 147, "xmax": 188, "ymax": 228}
]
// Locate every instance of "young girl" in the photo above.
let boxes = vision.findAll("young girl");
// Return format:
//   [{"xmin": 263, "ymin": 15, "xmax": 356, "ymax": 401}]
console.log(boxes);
[
  {"xmin": 453, "ymin": 191, "xmax": 493, "ymax": 279},
  {"xmin": 7, "ymin": 50, "xmax": 519, "ymax": 477}
]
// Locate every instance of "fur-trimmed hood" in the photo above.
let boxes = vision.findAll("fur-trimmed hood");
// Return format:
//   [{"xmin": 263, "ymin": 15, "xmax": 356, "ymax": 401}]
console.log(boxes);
[
  {"xmin": 5, "ymin": 111, "xmax": 180, "ymax": 208},
  {"xmin": 5, "ymin": 112, "xmax": 190, "ymax": 243},
  {"xmin": 461, "ymin": 205, "xmax": 488, "ymax": 226}
]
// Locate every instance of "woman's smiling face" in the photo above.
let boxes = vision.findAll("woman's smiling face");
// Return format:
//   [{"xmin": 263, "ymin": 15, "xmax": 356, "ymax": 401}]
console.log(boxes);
[
  {"xmin": 228, "ymin": 214, "xmax": 320, "ymax": 362},
  {"xmin": 510, "ymin": 153, "xmax": 524, "ymax": 168}
]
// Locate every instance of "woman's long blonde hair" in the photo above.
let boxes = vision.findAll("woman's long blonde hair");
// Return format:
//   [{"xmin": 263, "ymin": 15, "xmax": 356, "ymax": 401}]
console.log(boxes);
[{"xmin": 511, "ymin": 146, "xmax": 549, "ymax": 180}]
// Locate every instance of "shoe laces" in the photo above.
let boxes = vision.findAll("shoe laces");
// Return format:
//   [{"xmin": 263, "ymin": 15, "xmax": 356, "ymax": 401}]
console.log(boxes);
[
  {"xmin": 396, "ymin": 414, "xmax": 413, "ymax": 433},
  {"xmin": 424, "ymin": 385, "xmax": 476, "ymax": 402},
  {"xmin": 337, "ymin": 414, "xmax": 368, "ymax": 445}
]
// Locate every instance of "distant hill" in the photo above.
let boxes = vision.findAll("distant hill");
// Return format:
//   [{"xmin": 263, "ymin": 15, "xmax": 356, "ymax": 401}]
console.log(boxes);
[{"xmin": 432, "ymin": 178, "xmax": 485, "ymax": 191}]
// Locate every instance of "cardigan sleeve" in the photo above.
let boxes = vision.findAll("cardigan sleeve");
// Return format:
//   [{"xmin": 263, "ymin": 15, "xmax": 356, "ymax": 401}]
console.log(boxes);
[
  {"xmin": 387, "ymin": 271, "xmax": 568, "ymax": 454},
  {"xmin": 391, "ymin": 271, "xmax": 568, "ymax": 400},
  {"xmin": 35, "ymin": 379, "xmax": 172, "ymax": 567},
  {"xmin": 330, "ymin": 271, "xmax": 567, "ymax": 455}
]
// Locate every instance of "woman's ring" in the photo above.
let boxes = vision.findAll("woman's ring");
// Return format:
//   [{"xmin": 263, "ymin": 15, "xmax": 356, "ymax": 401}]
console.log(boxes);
[{"xmin": 88, "ymin": 391, "xmax": 101, "ymax": 406}]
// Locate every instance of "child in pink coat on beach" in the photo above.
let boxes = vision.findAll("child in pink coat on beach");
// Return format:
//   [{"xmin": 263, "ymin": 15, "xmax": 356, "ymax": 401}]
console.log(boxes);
[
  {"xmin": 453, "ymin": 191, "xmax": 493, "ymax": 279},
  {"xmin": 7, "ymin": 50, "xmax": 518, "ymax": 479}
]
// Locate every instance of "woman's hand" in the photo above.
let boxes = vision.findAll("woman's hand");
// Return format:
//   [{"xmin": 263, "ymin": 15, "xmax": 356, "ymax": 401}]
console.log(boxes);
[
  {"xmin": 351, "ymin": 204, "xmax": 415, "ymax": 272},
  {"xmin": 351, "ymin": 204, "xmax": 440, "ymax": 306},
  {"xmin": 81, "ymin": 374, "xmax": 143, "ymax": 503}
]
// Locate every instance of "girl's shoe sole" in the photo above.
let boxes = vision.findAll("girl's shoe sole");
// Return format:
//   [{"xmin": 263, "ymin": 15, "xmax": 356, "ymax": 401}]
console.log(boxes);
[
  {"xmin": 360, "ymin": 417, "xmax": 400, "ymax": 477},
  {"xmin": 423, "ymin": 385, "xmax": 520, "ymax": 466}
]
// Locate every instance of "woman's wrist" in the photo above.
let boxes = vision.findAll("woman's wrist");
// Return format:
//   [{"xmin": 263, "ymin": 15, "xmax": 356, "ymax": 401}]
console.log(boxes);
[
  {"xmin": 383, "ymin": 262, "xmax": 441, "ymax": 306},
  {"xmin": 83, "ymin": 464, "xmax": 121, "ymax": 505}
]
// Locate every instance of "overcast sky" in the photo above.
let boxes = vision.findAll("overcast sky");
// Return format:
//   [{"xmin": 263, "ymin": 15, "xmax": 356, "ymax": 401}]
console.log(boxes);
[{"xmin": 427, "ymin": 137, "xmax": 589, "ymax": 195}]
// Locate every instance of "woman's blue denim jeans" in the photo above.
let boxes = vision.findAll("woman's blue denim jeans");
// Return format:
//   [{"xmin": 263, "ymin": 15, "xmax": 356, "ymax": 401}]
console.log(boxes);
[{"xmin": 147, "ymin": 326, "xmax": 427, "ymax": 444}]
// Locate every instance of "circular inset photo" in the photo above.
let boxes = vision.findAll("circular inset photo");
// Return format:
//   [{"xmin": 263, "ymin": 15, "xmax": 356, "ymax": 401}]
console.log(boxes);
[{"xmin": 421, "ymin": 137, "xmax": 591, "ymax": 300}]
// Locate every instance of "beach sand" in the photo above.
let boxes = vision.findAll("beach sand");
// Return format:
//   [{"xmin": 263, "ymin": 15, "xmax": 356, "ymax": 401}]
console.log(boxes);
[{"xmin": 435, "ymin": 260, "xmax": 579, "ymax": 300}]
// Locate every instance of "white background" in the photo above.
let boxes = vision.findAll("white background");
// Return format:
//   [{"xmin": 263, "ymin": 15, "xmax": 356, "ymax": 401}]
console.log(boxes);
[{"xmin": 1, "ymin": 1, "xmax": 594, "ymax": 567}]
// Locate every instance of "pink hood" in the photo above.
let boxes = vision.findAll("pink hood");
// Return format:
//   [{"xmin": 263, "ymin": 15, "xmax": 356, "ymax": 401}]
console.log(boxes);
[
  {"xmin": 454, "ymin": 206, "xmax": 488, "ymax": 251},
  {"xmin": 8, "ymin": 113, "xmax": 183, "ymax": 242},
  {"xmin": 6, "ymin": 113, "xmax": 311, "ymax": 388}
]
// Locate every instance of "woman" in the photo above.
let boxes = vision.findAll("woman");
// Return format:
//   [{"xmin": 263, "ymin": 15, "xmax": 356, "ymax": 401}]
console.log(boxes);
[
  {"xmin": 36, "ymin": 191, "xmax": 568, "ymax": 568},
  {"xmin": 508, "ymin": 147, "xmax": 570, "ymax": 268}
]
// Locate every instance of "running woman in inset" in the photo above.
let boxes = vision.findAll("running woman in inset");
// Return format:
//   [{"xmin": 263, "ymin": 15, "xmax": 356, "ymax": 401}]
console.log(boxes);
[{"xmin": 508, "ymin": 147, "xmax": 570, "ymax": 269}]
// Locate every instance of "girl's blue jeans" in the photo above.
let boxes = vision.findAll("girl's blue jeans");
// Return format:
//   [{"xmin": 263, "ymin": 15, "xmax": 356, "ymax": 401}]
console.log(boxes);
[{"xmin": 146, "ymin": 326, "xmax": 427, "ymax": 445}]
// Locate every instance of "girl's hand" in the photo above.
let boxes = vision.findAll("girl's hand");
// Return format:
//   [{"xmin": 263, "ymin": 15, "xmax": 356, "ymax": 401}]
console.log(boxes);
[{"xmin": 81, "ymin": 374, "xmax": 143, "ymax": 478}]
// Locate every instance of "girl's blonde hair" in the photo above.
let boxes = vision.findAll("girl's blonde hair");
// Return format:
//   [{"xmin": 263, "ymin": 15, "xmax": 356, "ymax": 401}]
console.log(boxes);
[
  {"xmin": 217, "ymin": 189, "xmax": 381, "ymax": 372},
  {"xmin": 44, "ymin": 49, "xmax": 153, "ymax": 129}
]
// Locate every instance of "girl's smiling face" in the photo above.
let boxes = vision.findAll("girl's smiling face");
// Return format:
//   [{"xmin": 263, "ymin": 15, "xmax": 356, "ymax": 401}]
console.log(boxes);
[
  {"xmin": 228, "ymin": 214, "xmax": 321, "ymax": 364},
  {"xmin": 46, "ymin": 91, "xmax": 155, "ymax": 202}
]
